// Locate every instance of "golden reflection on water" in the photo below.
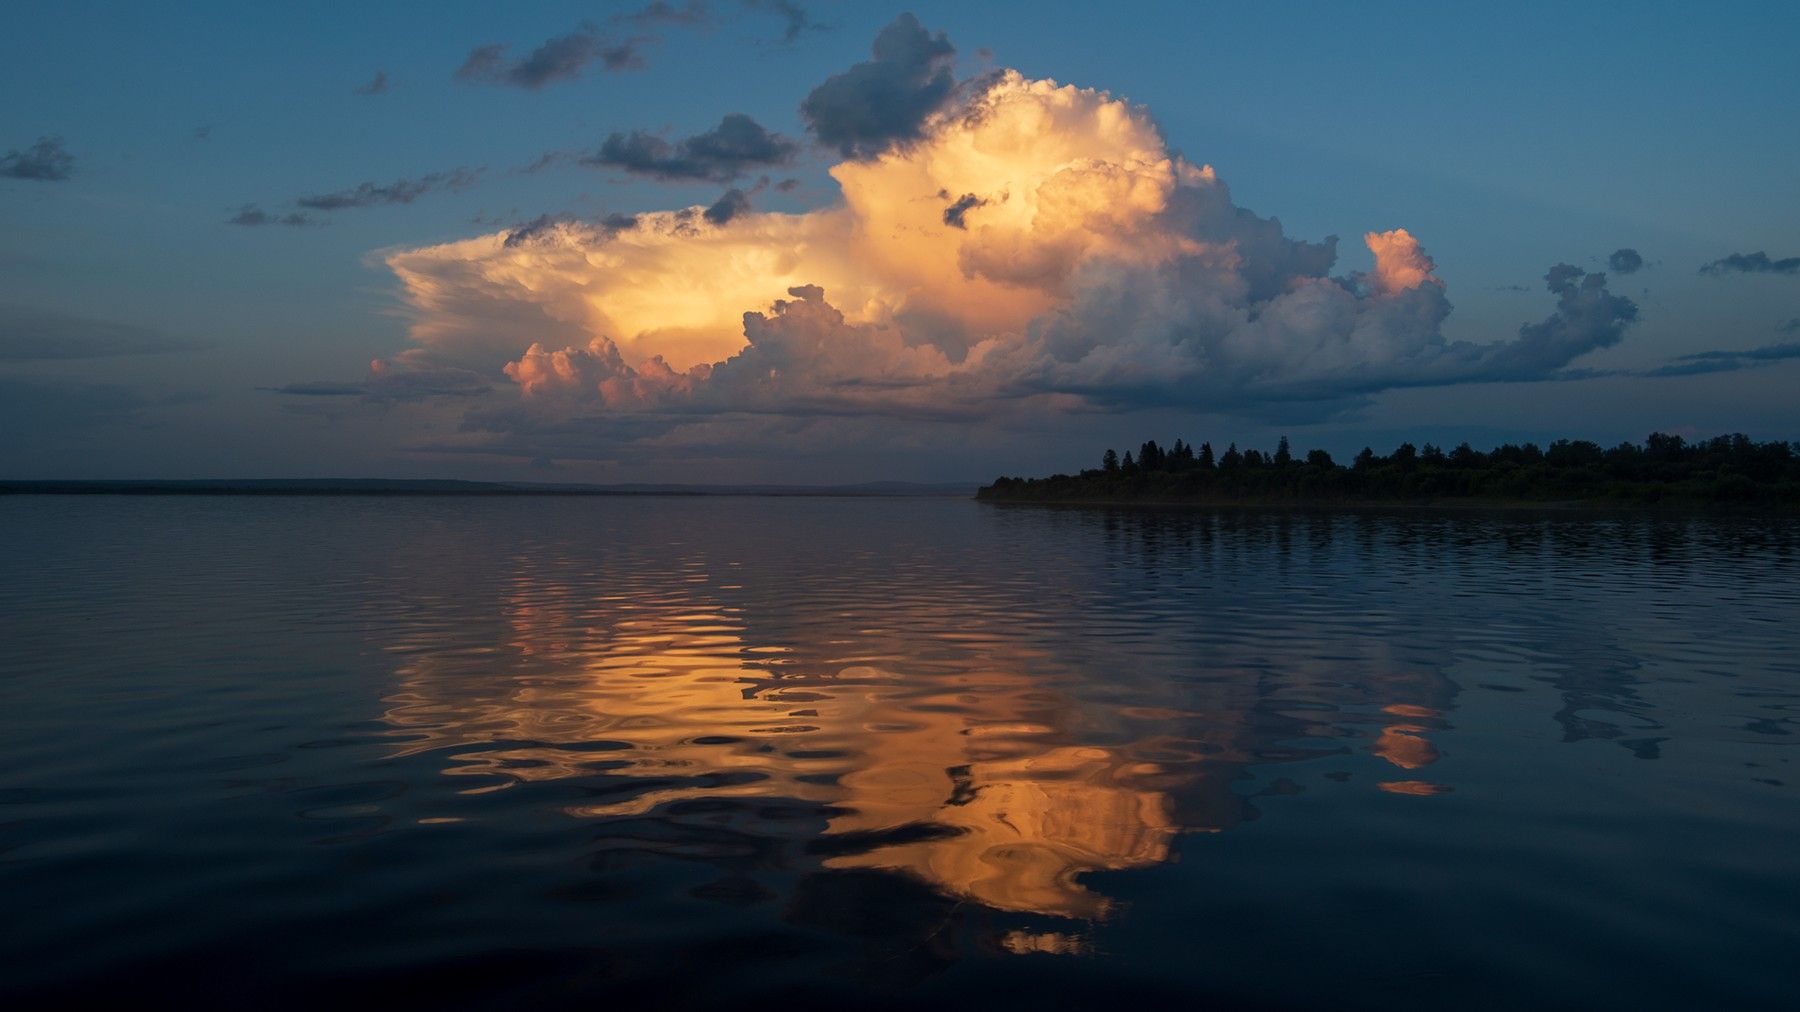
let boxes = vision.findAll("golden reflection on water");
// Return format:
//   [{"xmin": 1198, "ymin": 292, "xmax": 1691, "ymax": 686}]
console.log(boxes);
[
  {"xmin": 381, "ymin": 561, "xmax": 1456, "ymax": 923},
  {"xmin": 1373, "ymin": 703, "xmax": 1450, "ymax": 797}
]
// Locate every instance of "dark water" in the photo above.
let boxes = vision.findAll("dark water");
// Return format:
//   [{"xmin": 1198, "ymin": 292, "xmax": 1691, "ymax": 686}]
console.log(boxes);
[{"xmin": 2, "ymin": 497, "xmax": 1797, "ymax": 1009}]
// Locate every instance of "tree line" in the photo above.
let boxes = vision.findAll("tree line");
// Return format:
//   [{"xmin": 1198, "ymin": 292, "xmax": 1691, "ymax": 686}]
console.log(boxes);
[{"xmin": 978, "ymin": 433, "xmax": 1800, "ymax": 505}]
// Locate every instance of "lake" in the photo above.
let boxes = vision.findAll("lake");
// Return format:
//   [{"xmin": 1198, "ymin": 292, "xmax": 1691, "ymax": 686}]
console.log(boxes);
[{"xmin": 1, "ymin": 496, "xmax": 1796, "ymax": 1008}]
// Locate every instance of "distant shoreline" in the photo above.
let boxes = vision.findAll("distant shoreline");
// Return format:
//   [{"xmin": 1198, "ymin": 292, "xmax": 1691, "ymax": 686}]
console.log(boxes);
[
  {"xmin": 977, "ymin": 432, "xmax": 1800, "ymax": 512},
  {"xmin": 975, "ymin": 495, "xmax": 1794, "ymax": 515},
  {"xmin": 0, "ymin": 480, "xmax": 978, "ymax": 499}
]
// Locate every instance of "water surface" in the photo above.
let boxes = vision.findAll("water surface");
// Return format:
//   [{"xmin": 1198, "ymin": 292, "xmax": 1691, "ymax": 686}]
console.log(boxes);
[{"xmin": 1, "ymin": 497, "xmax": 1796, "ymax": 1007}]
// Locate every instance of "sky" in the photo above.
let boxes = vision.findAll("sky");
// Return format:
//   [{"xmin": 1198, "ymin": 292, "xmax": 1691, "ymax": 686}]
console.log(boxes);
[{"xmin": 3, "ymin": 1, "xmax": 1798, "ymax": 483}]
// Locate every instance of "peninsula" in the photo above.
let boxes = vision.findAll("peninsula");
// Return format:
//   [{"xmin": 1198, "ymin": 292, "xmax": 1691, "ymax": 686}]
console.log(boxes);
[{"xmin": 977, "ymin": 433, "xmax": 1800, "ymax": 507}]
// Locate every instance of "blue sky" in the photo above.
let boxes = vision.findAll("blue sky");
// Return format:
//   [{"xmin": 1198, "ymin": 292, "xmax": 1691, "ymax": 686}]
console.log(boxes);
[{"xmin": 3, "ymin": 1, "xmax": 1798, "ymax": 481}]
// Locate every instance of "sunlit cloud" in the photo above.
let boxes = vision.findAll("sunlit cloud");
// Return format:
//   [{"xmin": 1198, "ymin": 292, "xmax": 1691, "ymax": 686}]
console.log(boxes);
[{"xmin": 359, "ymin": 16, "xmax": 1640, "ymax": 459}]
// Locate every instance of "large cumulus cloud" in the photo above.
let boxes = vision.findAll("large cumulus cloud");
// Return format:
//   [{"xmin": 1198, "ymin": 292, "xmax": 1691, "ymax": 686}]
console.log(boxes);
[{"xmin": 364, "ymin": 37, "xmax": 1638, "ymax": 457}]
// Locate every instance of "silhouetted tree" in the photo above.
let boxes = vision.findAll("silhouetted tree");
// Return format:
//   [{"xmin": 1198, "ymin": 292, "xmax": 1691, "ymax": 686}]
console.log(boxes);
[
  {"xmin": 1274, "ymin": 436, "xmax": 1292, "ymax": 466},
  {"xmin": 1139, "ymin": 440, "xmax": 1164, "ymax": 472},
  {"xmin": 977, "ymin": 431, "xmax": 1800, "ymax": 506}
]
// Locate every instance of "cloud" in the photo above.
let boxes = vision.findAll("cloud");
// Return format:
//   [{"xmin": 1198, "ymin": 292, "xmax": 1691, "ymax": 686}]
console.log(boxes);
[
  {"xmin": 745, "ymin": 0, "xmax": 820, "ymax": 42},
  {"xmin": 0, "ymin": 305, "xmax": 205, "ymax": 360},
  {"xmin": 1607, "ymin": 247, "xmax": 1643, "ymax": 274},
  {"xmin": 1699, "ymin": 251, "xmax": 1800, "ymax": 275},
  {"xmin": 1, "ymin": 136, "xmax": 75, "ymax": 181},
  {"xmin": 0, "ymin": 378, "xmax": 153, "ymax": 437},
  {"xmin": 616, "ymin": 1, "xmax": 711, "ymax": 28},
  {"xmin": 354, "ymin": 70, "xmax": 390, "ymax": 96},
  {"xmin": 703, "ymin": 187, "xmax": 752, "ymax": 225},
  {"xmin": 799, "ymin": 13, "xmax": 957, "ymax": 158},
  {"xmin": 367, "ymin": 64, "xmax": 1642, "ymax": 464},
  {"xmin": 295, "ymin": 168, "xmax": 480, "ymax": 210},
  {"xmin": 454, "ymin": 25, "xmax": 650, "ymax": 89},
  {"xmin": 941, "ymin": 192, "xmax": 985, "ymax": 229},
  {"xmin": 585, "ymin": 114, "xmax": 798, "ymax": 182},
  {"xmin": 267, "ymin": 356, "xmax": 492, "ymax": 402},
  {"xmin": 1644, "ymin": 341, "xmax": 1800, "ymax": 378},
  {"xmin": 228, "ymin": 204, "xmax": 315, "ymax": 226}
]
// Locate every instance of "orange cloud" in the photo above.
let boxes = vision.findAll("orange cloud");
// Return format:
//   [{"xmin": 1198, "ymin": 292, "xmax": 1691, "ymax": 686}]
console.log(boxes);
[
  {"xmin": 354, "ymin": 58, "xmax": 1630, "ymax": 454},
  {"xmin": 1364, "ymin": 228, "xmax": 1440, "ymax": 295}
]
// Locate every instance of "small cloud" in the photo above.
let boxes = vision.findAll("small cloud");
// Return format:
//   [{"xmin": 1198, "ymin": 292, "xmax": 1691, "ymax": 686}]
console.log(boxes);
[
  {"xmin": 615, "ymin": 1, "xmax": 711, "ymax": 28},
  {"xmin": 585, "ymin": 113, "xmax": 797, "ymax": 183},
  {"xmin": 775, "ymin": 177, "xmax": 800, "ymax": 192},
  {"xmin": 800, "ymin": 13, "xmax": 956, "ymax": 158},
  {"xmin": 354, "ymin": 70, "xmax": 390, "ymax": 96},
  {"xmin": 703, "ymin": 187, "xmax": 751, "ymax": 225},
  {"xmin": 942, "ymin": 192, "xmax": 986, "ymax": 229},
  {"xmin": 1, "ymin": 136, "xmax": 75, "ymax": 181},
  {"xmin": 192, "ymin": 125, "xmax": 213, "ymax": 141},
  {"xmin": 454, "ymin": 25, "xmax": 651, "ymax": 89},
  {"xmin": 1782, "ymin": 318, "xmax": 1799, "ymax": 334},
  {"xmin": 227, "ymin": 204, "xmax": 315, "ymax": 227},
  {"xmin": 295, "ymin": 168, "xmax": 480, "ymax": 210},
  {"xmin": 1699, "ymin": 251, "xmax": 1800, "ymax": 275},
  {"xmin": 503, "ymin": 213, "xmax": 573, "ymax": 247},
  {"xmin": 744, "ymin": 0, "xmax": 822, "ymax": 43},
  {"xmin": 1607, "ymin": 247, "xmax": 1644, "ymax": 274}
]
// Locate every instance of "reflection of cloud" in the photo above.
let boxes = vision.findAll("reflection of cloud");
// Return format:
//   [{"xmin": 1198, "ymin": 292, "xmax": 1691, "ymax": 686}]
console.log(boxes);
[
  {"xmin": 382, "ymin": 573, "xmax": 1187, "ymax": 919},
  {"xmin": 1377, "ymin": 780, "xmax": 1453, "ymax": 796},
  {"xmin": 374, "ymin": 510, "xmax": 1483, "ymax": 927},
  {"xmin": 1372, "ymin": 703, "xmax": 1443, "ymax": 771}
]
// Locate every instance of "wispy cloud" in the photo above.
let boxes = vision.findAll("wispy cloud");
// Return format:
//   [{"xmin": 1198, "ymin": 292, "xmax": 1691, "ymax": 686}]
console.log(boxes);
[
  {"xmin": 266, "ymin": 358, "xmax": 492, "ymax": 403},
  {"xmin": 353, "ymin": 70, "xmax": 390, "ymax": 96},
  {"xmin": 1699, "ymin": 251, "xmax": 1800, "ymax": 275},
  {"xmin": 1, "ymin": 136, "xmax": 75, "ymax": 181},
  {"xmin": 455, "ymin": 25, "xmax": 651, "ymax": 89},
  {"xmin": 615, "ymin": 1, "xmax": 712, "ymax": 29},
  {"xmin": 228, "ymin": 205, "xmax": 316, "ymax": 227},
  {"xmin": 744, "ymin": 0, "xmax": 823, "ymax": 42},
  {"xmin": 1644, "ymin": 341, "xmax": 1800, "ymax": 377},
  {"xmin": 0, "ymin": 305, "xmax": 206, "ymax": 360},
  {"xmin": 295, "ymin": 168, "xmax": 480, "ymax": 210}
]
